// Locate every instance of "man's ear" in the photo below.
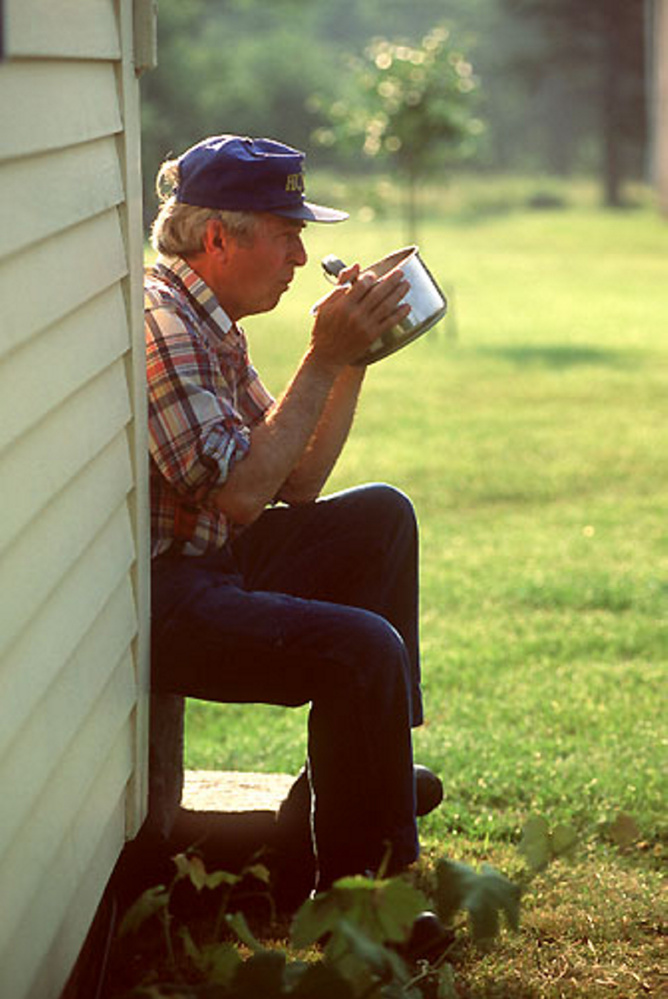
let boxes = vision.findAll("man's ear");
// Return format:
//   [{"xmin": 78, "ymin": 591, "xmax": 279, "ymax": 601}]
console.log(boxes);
[{"xmin": 202, "ymin": 219, "xmax": 228, "ymax": 258}]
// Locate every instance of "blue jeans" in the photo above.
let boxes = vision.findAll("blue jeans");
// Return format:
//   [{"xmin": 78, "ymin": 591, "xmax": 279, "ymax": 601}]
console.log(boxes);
[{"xmin": 151, "ymin": 483, "xmax": 422, "ymax": 888}]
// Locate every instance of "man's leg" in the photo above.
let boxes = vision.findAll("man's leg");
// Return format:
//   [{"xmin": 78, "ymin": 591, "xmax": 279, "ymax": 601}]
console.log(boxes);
[
  {"xmin": 232, "ymin": 481, "xmax": 426, "ymax": 893},
  {"xmin": 151, "ymin": 550, "xmax": 418, "ymax": 889},
  {"xmin": 231, "ymin": 482, "xmax": 423, "ymax": 726}
]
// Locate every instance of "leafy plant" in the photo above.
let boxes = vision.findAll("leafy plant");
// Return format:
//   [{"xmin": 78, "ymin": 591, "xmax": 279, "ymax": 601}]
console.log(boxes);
[
  {"xmin": 114, "ymin": 848, "xmax": 523, "ymax": 998},
  {"xmin": 291, "ymin": 875, "xmax": 427, "ymax": 995},
  {"xmin": 118, "ymin": 851, "xmax": 272, "ymax": 983}
]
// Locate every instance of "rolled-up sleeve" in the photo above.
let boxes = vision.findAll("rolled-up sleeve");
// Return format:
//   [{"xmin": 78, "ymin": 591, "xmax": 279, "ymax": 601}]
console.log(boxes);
[{"xmin": 146, "ymin": 303, "xmax": 252, "ymax": 500}]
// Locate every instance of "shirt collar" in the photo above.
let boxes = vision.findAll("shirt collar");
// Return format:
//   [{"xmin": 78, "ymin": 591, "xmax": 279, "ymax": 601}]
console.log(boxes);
[{"xmin": 153, "ymin": 254, "xmax": 239, "ymax": 345}]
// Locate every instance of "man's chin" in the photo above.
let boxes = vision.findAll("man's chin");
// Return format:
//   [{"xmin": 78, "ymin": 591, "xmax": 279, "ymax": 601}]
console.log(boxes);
[
  {"xmin": 269, "ymin": 282, "xmax": 293, "ymax": 306},
  {"xmin": 244, "ymin": 289, "xmax": 287, "ymax": 318}
]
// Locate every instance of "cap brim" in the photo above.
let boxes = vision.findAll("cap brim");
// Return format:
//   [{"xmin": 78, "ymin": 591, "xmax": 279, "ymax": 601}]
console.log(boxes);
[{"xmin": 272, "ymin": 201, "xmax": 349, "ymax": 223}]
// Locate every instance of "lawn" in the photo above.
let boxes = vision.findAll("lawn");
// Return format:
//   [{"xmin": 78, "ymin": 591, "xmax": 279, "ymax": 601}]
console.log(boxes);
[{"xmin": 182, "ymin": 176, "xmax": 667, "ymax": 996}]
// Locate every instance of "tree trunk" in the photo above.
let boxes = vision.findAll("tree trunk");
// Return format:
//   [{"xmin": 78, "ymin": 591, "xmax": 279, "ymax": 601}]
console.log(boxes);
[{"xmin": 601, "ymin": 3, "xmax": 625, "ymax": 206}]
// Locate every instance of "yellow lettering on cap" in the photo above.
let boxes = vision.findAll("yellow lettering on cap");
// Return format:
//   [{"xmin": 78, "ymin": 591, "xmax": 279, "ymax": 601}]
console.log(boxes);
[{"xmin": 285, "ymin": 173, "xmax": 305, "ymax": 193}]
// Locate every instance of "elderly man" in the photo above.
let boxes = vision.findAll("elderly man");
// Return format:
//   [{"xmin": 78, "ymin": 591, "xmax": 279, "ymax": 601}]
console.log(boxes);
[{"xmin": 145, "ymin": 135, "xmax": 439, "ymax": 903}]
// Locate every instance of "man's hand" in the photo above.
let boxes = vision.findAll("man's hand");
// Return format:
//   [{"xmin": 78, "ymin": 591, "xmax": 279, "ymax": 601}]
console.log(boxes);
[{"xmin": 309, "ymin": 264, "xmax": 411, "ymax": 369}]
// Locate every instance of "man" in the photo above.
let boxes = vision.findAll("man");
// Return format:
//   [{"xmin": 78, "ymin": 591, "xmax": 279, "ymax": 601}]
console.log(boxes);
[{"xmin": 145, "ymin": 134, "xmax": 439, "ymax": 902}]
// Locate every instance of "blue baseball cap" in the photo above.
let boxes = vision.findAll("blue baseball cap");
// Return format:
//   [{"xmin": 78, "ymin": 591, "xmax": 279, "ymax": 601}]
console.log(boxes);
[{"xmin": 175, "ymin": 135, "xmax": 348, "ymax": 223}]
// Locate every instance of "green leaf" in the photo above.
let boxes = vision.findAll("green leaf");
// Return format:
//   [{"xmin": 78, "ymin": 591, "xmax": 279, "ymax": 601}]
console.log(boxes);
[
  {"xmin": 330, "ymin": 873, "xmax": 378, "ymax": 892},
  {"xmin": 203, "ymin": 868, "xmax": 243, "ymax": 890},
  {"xmin": 173, "ymin": 853, "xmax": 241, "ymax": 892},
  {"xmin": 292, "ymin": 875, "xmax": 426, "ymax": 951},
  {"xmin": 607, "ymin": 812, "xmax": 640, "ymax": 849},
  {"xmin": 518, "ymin": 815, "xmax": 552, "ymax": 872},
  {"xmin": 433, "ymin": 860, "xmax": 467, "ymax": 924},
  {"xmin": 552, "ymin": 823, "xmax": 578, "ymax": 858},
  {"xmin": 436, "ymin": 963, "xmax": 458, "ymax": 999},
  {"xmin": 291, "ymin": 892, "xmax": 341, "ymax": 949},
  {"xmin": 179, "ymin": 925, "xmax": 201, "ymax": 964},
  {"xmin": 200, "ymin": 942, "xmax": 243, "ymax": 985},
  {"xmin": 433, "ymin": 860, "xmax": 520, "ymax": 944},
  {"xmin": 468, "ymin": 864, "xmax": 521, "ymax": 942},
  {"xmin": 518, "ymin": 816, "xmax": 578, "ymax": 871},
  {"xmin": 178, "ymin": 925, "xmax": 241, "ymax": 984},
  {"xmin": 335, "ymin": 918, "xmax": 396, "ymax": 981},
  {"xmin": 118, "ymin": 885, "xmax": 169, "ymax": 937},
  {"xmin": 325, "ymin": 919, "xmax": 411, "ymax": 995},
  {"xmin": 373, "ymin": 878, "xmax": 427, "ymax": 943},
  {"xmin": 292, "ymin": 879, "xmax": 421, "ymax": 994},
  {"xmin": 465, "ymin": 880, "xmax": 500, "ymax": 942},
  {"xmin": 226, "ymin": 911, "xmax": 264, "ymax": 953},
  {"xmin": 243, "ymin": 862, "xmax": 271, "ymax": 884}
]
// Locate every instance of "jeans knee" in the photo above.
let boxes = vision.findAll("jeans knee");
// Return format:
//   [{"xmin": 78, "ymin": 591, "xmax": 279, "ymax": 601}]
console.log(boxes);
[
  {"xmin": 367, "ymin": 481, "xmax": 414, "ymax": 514},
  {"xmin": 345, "ymin": 609, "xmax": 412, "ymax": 696},
  {"xmin": 361, "ymin": 483, "xmax": 418, "ymax": 538}
]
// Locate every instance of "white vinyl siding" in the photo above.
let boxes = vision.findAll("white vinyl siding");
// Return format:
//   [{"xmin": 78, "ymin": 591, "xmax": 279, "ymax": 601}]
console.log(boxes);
[{"xmin": 0, "ymin": 1, "xmax": 151, "ymax": 997}]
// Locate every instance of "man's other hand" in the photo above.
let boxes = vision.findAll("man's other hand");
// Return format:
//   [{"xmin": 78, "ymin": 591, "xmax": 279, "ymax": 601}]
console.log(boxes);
[{"xmin": 309, "ymin": 264, "xmax": 411, "ymax": 369}]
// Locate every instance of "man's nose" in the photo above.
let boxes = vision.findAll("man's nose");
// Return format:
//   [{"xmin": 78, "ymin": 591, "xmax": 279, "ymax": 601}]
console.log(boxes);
[{"xmin": 292, "ymin": 236, "xmax": 308, "ymax": 267}]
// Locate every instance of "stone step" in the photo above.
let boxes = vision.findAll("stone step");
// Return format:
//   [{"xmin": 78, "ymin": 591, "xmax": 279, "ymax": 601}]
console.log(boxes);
[
  {"xmin": 182, "ymin": 769, "xmax": 295, "ymax": 814},
  {"xmin": 166, "ymin": 770, "xmax": 299, "ymax": 875}
]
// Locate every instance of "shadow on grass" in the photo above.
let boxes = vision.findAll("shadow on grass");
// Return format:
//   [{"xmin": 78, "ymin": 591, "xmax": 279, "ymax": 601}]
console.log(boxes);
[{"xmin": 474, "ymin": 344, "xmax": 639, "ymax": 370}]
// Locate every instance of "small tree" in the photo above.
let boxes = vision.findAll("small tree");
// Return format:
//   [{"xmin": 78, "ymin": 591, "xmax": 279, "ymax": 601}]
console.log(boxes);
[{"xmin": 313, "ymin": 26, "xmax": 483, "ymax": 241}]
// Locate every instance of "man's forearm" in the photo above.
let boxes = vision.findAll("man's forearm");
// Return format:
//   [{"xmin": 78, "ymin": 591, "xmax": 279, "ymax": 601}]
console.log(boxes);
[
  {"xmin": 210, "ymin": 349, "xmax": 342, "ymax": 525},
  {"xmin": 278, "ymin": 365, "xmax": 366, "ymax": 504}
]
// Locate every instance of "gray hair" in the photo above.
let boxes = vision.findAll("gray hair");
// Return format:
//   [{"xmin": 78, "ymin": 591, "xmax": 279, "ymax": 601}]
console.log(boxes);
[{"xmin": 150, "ymin": 156, "xmax": 258, "ymax": 255}]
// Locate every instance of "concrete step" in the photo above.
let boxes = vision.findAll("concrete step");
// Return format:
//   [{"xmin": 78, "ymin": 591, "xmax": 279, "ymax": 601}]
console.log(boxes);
[
  {"xmin": 165, "ymin": 770, "xmax": 299, "ymax": 875},
  {"xmin": 182, "ymin": 769, "xmax": 295, "ymax": 814}
]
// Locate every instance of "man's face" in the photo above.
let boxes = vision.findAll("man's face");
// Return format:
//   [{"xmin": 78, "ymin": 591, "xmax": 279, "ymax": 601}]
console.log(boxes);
[{"xmin": 222, "ymin": 213, "xmax": 308, "ymax": 320}]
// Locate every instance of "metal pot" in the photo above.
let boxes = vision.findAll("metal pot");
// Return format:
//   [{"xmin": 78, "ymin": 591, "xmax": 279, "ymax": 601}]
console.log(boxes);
[{"xmin": 321, "ymin": 246, "xmax": 448, "ymax": 364}]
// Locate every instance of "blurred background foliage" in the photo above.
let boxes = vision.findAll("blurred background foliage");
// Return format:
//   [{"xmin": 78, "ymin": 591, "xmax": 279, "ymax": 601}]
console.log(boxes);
[{"xmin": 140, "ymin": 0, "xmax": 650, "ymax": 225}]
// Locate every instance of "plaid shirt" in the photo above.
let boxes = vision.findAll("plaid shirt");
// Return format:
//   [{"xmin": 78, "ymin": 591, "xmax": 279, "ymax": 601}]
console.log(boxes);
[{"xmin": 145, "ymin": 255, "xmax": 274, "ymax": 557}]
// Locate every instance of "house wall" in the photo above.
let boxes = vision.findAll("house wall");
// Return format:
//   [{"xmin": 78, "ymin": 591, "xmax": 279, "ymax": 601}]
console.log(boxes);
[
  {"xmin": 0, "ymin": 2, "xmax": 152, "ymax": 996},
  {"xmin": 653, "ymin": 0, "xmax": 668, "ymax": 212}
]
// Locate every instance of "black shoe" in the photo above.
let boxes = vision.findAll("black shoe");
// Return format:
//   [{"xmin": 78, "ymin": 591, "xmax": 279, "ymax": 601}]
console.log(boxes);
[
  {"xmin": 414, "ymin": 764, "xmax": 444, "ymax": 817},
  {"xmin": 400, "ymin": 910, "xmax": 455, "ymax": 963},
  {"xmin": 275, "ymin": 764, "xmax": 443, "ymax": 827}
]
